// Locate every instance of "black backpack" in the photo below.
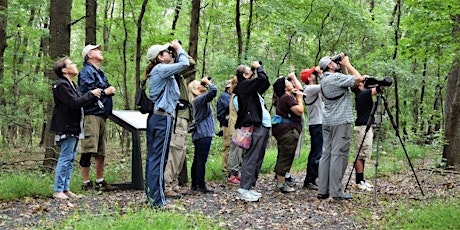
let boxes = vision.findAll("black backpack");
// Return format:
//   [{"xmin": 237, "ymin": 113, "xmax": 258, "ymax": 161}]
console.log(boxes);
[{"xmin": 135, "ymin": 79, "xmax": 154, "ymax": 114}]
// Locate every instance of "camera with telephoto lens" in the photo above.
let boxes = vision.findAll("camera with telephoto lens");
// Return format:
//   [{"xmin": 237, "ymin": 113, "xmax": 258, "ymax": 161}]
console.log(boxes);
[
  {"xmin": 201, "ymin": 76, "xmax": 212, "ymax": 86},
  {"xmin": 364, "ymin": 76, "xmax": 393, "ymax": 89},
  {"xmin": 250, "ymin": 60, "xmax": 263, "ymax": 71}
]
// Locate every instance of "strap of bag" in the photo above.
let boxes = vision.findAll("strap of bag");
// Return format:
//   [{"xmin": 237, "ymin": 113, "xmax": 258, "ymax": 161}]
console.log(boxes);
[
  {"xmin": 304, "ymin": 95, "xmax": 319, "ymax": 106},
  {"xmin": 320, "ymin": 85, "xmax": 344, "ymax": 101}
]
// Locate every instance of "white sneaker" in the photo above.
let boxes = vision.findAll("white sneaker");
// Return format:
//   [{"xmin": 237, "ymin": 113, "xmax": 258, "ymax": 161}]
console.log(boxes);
[
  {"xmin": 236, "ymin": 189, "xmax": 259, "ymax": 202},
  {"xmin": 249, "ymin": 190, "xmax": 262, "ymax": 198},
  {"xmin": 362, "ymin": 181, "xmax": 373, "ymax": 188},
  {"xmin": 357, "ymin": 181, "xmax": 372, "ymax": 191}
]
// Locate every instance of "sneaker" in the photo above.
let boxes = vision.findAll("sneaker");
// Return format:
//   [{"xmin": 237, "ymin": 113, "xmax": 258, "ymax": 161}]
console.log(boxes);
[
  {"xmin": 227, "ymin": 176, "xmax": 240, "ymax": 185},
  {"xmin": 249, "ymin": 189, "xmax": 262, "ymax": 198},
  {"xmin": 277, "ymin": 183, "xmax": 296, "ymax": 193},
  {"xmin": 362, "ymin": 180, "xmax": 373, "ymax": 188},
  {"xmin": 95, "ymin": 180, "xmax": 117, "ymax": 191},
  {"xmin": 64, "ymin": 191, "xmax": 83, "ymax": 198},
  {"xmin": 236, "ymin": 188, "xmax": 259, "ymax": 202},
  {"xmin": 333, "ymin": 193, "xmax": 352, "ymax": 200},
  {"xmin": 357, "ymin": 181, "xmax": 372, "ymax": 191},
  {"xmin": 53, "ymin": 192, "xmax": 69, "ymax": 199},
  {"xmin": 82, "ymin": 181, "xmax": 93, "ymax": 191},
  {"xmin": 285, "ymin": 176, "xmax": 297, "ymax": 187},
  {"xmin": 303, "ymin": 182, "xmax": 319, "ymax": 191}
]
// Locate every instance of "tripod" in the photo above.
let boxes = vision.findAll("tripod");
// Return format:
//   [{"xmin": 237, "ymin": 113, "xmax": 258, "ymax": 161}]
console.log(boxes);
[{"xmin": 345, "ymin": 90, "xmax": 424, "ymax": 205}]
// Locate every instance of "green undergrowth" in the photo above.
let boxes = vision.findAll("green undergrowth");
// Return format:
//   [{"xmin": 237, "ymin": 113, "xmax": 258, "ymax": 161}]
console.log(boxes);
[{"xmin": 50, "ymin": 208, "xmax": 222, "ymax": 230}]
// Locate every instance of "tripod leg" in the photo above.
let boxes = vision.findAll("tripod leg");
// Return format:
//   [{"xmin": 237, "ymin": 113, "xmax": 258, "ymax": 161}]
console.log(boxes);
[
  {"xmin": 382, "ymin": 97, "xmax": 424, "ymax": 196},
  {"xmin": 345, "ymin": 99, "xmax": 378, "ymax": 192}
]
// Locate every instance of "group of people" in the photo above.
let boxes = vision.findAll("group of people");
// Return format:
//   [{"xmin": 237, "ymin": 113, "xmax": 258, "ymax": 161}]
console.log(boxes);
[{"xmin": 50, "ymin": 38, "xmax": 377, "ymax": 206}]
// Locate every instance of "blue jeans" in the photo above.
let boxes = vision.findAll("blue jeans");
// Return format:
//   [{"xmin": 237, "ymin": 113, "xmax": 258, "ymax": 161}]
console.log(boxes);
[
  {"xmin": 54, "ymin": 136, "xmax": 78, "ymax": 192},
  {"xmin": 305, "ymin": 124, "xmax": 323, "ymax": 184},
  {"xmin": 145, "ymin": 113, "xmax": 173, "ymax": 207},
  {"xmin": 191, "ymin": 137, "xmax": 212, "ymax": 187}
]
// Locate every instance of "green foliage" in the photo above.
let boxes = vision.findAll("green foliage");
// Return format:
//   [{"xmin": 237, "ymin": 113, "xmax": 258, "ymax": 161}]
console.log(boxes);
[
  {"xmin": 0, "ymin": 172, "xmax": 52, "ymax": 201},
  {"xmin": 55, "ymin": 207, "xmax": 222, "ymax": 230},
  {"xmin": 379, "ymin": 198, "xmax": 460, "ymax": 229}
]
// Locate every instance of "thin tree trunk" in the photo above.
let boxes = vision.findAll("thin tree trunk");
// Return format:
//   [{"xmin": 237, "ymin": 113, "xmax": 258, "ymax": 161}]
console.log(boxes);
[
  {"xmin": 392, "ymin": 0, "xmax": 402, "ymax": 128},
  {"xmin": 86, "ymin": 0, "xmax": 97, "ymax": 45},
  {"xmin": 135, "ymin": 0, "xmax": 148, "ymax": 91},
  {"xmin": 243, "ymin": 0, "xmax": 253, "ymax": 61},
  {"xmin": 235, "ymin": 0, "xmax": 242, "ymax": 61},
  {"xmin": 189, "ymin": 0, "xmax": 200, "ymax": 63}
]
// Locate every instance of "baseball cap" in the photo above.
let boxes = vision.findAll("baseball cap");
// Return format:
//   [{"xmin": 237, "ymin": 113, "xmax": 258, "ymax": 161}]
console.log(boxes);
[
  {"xmin": 319, "ymin": 56, "xmax": 332, "ymax": 71},
  {"xmin": 225, "ymin": 80, "xmax": 232, "ymax": 88},
  {"xmin": 300, "ymin": 67, "xmax": 316, "ymax": 83},
  {"xmin": 146, "ymin": 43, "xmax": 170, "ymax": 62},
  {"xmin": 82, "ymin": 44, "xmax": 101, "ymax": 59}
]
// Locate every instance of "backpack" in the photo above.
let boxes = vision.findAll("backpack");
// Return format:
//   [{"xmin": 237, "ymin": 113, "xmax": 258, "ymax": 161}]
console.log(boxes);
[{"xmin": 135, "ymin": 79, "xmax": 153, "ymax": 114}]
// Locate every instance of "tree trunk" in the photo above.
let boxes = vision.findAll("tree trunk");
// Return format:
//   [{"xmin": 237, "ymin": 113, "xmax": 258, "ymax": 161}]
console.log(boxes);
[
  {"xmin": 392, "ymin": 0, "xmax": 402, "ymax": 128},
  {"xmin": 0, "ymin": 0, "xmax": 7, "ymax": 108},
  {"xmin": 243, "ymin": 0, "xmax": 253, "ymax": 61},
  {"xmin": 44, "ymin": 0, "xmax": 72, "ymax": 169},
  {"xmin": 135, "ymin": 0, "xmax": 148, "ymax": 91},
  {"xmin": 235, "ymin": 0, "xmax": 242, "ymax": 61},
  {"xmin": 443, "ymin": 14, "xmax": 460, "ymax": 170},
  {"xmin": 189, "ymin": 0, "xmax": 200, "ymax": 63},
  {"xmin": 86, "ymin": 0, "xmax": 97, "ymax": 45}
]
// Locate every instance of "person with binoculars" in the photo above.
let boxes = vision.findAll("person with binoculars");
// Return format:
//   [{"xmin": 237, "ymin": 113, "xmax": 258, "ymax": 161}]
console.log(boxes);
[
  {"xmin": 317, "ymin": 53, "xmax": 365, "ymax": 200},
  {"xmin": 272, "ymin": 73, "xmax": 304, "ymax": 193},
  {"xmin": 144, "ymin": 39, "xmax": 190, "ymax": 208}
]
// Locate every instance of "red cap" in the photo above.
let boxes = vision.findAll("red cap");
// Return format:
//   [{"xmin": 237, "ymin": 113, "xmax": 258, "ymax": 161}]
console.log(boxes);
[{"xmin": 300, "ymin": 67, "xmax": 316, "ymax": 83}]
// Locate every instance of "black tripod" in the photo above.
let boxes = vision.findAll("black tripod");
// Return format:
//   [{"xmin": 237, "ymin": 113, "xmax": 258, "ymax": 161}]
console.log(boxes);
[{"xmin": 345, "ymin": 90, "xmax": 424, "ymax": 205}]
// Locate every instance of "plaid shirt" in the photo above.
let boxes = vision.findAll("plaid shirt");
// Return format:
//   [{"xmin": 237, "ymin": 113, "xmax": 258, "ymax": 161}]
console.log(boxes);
[{"xmin": 320, "ymin": 72, "xmax": 356, "ymax": 126}]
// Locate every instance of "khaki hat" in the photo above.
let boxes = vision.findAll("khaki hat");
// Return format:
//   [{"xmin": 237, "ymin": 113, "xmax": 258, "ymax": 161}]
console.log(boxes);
[
  {"xmin": 146, "ymin": 43, "xmax": 170, "ymax": 62},
  {"xmin": 82, "ymin": 44, "xmax": 101, "ymax": 59},
  {"xmin": 225, "ymin": 80, "xmax": 232, "ymax": 88},
  {"xmin": 319, "ymin": 56, "xmax": 332, "ymax": 71}
]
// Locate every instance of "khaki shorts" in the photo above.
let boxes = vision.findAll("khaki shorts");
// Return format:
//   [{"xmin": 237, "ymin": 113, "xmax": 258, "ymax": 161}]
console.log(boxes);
[
  {"xmin": 354, "ymin": 125, "xmax": 373, "ymax": 160},
  {"xmin": 80, "ymin": 115, "xmax": 107, "ymax": 156}
]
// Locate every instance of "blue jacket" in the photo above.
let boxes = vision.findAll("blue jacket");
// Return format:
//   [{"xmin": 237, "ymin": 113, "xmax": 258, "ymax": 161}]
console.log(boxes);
[
  {"xmin": 78, "ymin": 62, "xmax": 113, "ymax": 116},
  {"xmin": 216, "ymin": 90, "xmax": 231, "ymax": 127},
  {"xmin": 148, "ymin": 48, "xmax": 190, "ymax": 115},
  {"xmin": 192, "ymin": 84, "xmax": 217, "ymax": 141}
]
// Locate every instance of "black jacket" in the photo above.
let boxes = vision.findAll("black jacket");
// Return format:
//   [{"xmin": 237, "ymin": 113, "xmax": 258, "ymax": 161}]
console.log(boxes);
[
  {"xmin": 233, "ymin": 67, "xmax": 270, "ymax": 129},
  {"xmin": 50, "ymin": 77, "xmax": 97, "ymax": 135}
]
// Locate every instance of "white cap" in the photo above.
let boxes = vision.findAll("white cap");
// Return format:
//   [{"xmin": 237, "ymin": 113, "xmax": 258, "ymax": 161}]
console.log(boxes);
[
  {"xmin": 82, "ymin": 44, "xmax": 101, "ymax": 59},
  {"xmin": 319, "ymin": 56, "xmax": 332, "ymax": 71},
  {"xmin": 146, "ymin": 43, "xmax": 170, "ymax": 62}
]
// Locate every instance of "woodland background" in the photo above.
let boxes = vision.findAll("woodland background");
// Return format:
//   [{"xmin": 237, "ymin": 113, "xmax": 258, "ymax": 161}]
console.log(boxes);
[{"xmin": 0, "ymin": 0, "xmax": 459, "ymax": 169}]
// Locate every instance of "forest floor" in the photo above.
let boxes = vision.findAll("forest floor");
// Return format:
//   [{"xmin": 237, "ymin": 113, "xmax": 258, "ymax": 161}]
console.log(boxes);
[{"xmin": 1, "ymin": 163, "xmax": 459, "ymax": 229}]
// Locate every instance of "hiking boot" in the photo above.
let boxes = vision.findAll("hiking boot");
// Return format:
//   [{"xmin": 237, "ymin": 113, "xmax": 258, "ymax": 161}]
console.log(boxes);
[
  {"xmin": 196, "ymin": 185, "xmax": 214, "ymax": 193},
  {"xmin": 277, "ymin": 183, "xmax": 296, "ymax": 193},
  {"xmin": 164, "ymin": 190, "xmax": 182, "ymax": 199},
  {"xmin": 303, "ymin": 182, "xmax": 319, "ymax": 191},
  {"xmin": 227, "ymin": 176, "xmax": 240, "ymax": 185},
  {"xmin": 317, "ymin": 193, "xmax": 330, "ymax": 200},
  {"xmin": 82, "ymin": 181, "xmax": 93, "ymax": 191},
  {"xmin": 95, "ymin": 180, "xmax": 117, "ymax": 191},
  {"xmin": 236, "ymin": 188, "xmax": 259, "ymax": 202}
]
